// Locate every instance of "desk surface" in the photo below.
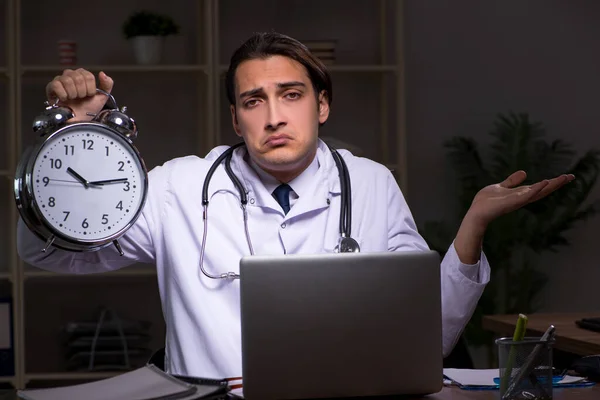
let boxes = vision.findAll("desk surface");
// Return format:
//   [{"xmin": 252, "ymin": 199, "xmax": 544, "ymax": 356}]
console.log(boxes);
[
  {"xmin": 1, "ymin": 385, "xmax": 599, "ymax": 399},
  {"xmin": 482, "ymin": 312, "xmax": 600, "ymax": 356},
  {"xmin": 436, "ymin": 384, "xmax": 599, "ymax": 399}
]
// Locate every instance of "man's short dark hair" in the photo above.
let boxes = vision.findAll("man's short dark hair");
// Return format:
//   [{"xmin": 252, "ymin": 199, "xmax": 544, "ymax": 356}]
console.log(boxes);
[{"xmin": 225, "ymin": 32, "xmax": 333, "ymax": 108}]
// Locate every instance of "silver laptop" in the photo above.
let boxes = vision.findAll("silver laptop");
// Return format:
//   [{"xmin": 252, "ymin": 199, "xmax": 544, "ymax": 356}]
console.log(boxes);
[{"xmin": 239, "ymin": 250, "xmax": 443, "ymax": 400}]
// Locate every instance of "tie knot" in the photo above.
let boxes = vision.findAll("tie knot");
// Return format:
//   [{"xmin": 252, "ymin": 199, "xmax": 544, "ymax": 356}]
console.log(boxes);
[{"xmin": 273, "ymin": 184, "xmax": 292, "ymax": 215}]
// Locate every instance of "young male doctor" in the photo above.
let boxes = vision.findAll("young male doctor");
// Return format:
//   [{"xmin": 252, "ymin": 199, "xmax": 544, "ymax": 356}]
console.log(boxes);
[{"xmin": 17, "ymin": 32, "xmax": 573, "ymax": 379}]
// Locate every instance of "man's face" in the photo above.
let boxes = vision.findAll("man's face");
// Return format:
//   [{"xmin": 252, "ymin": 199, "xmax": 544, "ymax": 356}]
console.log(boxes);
[{"xmin": 230, "ymin": 55, "xmax": 330, "ymax": 180}]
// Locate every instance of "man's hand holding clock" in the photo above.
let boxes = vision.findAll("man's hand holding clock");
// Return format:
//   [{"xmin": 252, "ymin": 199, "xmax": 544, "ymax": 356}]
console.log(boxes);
[
  {"xmin": 46, "ymin": 68, "xmax": 115, "ymax": 122},
  {"xmin": 15, "ymin": 68, "xmax": 147, "ymax": 254}
]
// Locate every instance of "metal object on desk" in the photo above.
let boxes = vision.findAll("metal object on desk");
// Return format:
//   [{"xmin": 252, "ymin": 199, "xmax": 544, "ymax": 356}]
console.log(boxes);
[{"xmin": 497, "ymin": 326, "xmax": 556, "ymax": 400}]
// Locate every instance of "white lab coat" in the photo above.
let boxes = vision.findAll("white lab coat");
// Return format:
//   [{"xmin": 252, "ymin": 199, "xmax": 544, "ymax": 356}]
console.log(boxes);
[{"xmin": 17, "ymin": 139, "xmax": 490, "ymax": 379}]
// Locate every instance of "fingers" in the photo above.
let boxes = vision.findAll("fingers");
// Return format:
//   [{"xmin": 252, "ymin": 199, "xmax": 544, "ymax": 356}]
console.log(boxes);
[
  {"xmin": 45, "ymin": 68, "xmax": 113, "ymax": 103},
  {"xmin": 46, "ymin": 75, "xmax": 67, "ymax": 103},
  {"xmin": 528, "ymin": 174, "xmax": 575, "ymax": 203},
  {"xmin": 81, "ymin": 69, "xmax": 96, "ymax": 97},
  {"xmin": 500, "ymin": 170, "xmax": 527, "ymax": 188},
  {"xmin": 98, "ymin": 71, "xmax": 114, "ymax": 93},
  {"xmin": 526, "ymin": 179, "xmax": 550, "ymax": 197}
]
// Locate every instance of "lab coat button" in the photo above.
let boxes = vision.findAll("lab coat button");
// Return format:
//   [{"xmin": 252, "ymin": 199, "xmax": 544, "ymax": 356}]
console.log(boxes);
[
  {"xmin": 281, "ymin": 223, "xmax": 286, "ymax": 229},
  {"xmin": 249, "ymin": 198, "xmax": 255, "ymax": 204}
]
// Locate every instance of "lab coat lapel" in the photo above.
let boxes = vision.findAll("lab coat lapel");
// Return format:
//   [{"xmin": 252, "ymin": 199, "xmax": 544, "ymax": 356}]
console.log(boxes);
[{"xmin": 229, "ymin": 148, "xmax": 282, "ymax": 212}]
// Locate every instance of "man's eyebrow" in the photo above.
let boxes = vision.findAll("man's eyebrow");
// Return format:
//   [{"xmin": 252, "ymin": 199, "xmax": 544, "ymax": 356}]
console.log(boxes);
[
  {"xmin": 239, "ymin": 87, "xmax": 263, "ymax": 99},
  {"xmin": 238, "ymin": 81, "xmax": 306, "ymax": 99},
  {"xmin": 277, "ymin": 81, "xmax": 306, "ymax": 89}
]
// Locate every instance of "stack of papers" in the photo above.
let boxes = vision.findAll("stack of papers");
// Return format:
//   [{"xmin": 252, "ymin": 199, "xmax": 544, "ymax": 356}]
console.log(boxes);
[
  {"xmin": 443, "ymin": 368, "xmax": 592, "ymax": 390},
  {"xmin": 16, "ymin": 365, "xmax": 229, "ymax": 400}
]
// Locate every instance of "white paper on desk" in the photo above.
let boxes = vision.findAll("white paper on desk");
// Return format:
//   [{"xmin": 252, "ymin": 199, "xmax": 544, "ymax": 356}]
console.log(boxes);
[
  {"xmin": 16, "ymin": 365, "xmax": 202, "ymax": 400},
  {"xmin": 444, "ymin": 368, "xmax": 498, "ymax": 386},
  {"xmin": 443, "ymin": 368, "xmax": 587, "ymax": 387}
]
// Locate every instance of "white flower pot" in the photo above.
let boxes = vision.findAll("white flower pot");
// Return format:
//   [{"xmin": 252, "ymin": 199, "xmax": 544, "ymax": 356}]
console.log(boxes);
[{"xmin": 130, "ymin": 35, "xmax": 164, "ymax": 65}]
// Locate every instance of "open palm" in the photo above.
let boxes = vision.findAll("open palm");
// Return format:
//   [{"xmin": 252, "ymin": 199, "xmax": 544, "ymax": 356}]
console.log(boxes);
[{"xmin": 468, "ymin": 170, "xmax": 574, "ymax": 226}]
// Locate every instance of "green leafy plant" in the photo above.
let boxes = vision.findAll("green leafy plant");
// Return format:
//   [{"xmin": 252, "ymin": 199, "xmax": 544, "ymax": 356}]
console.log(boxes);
[
  {"xmin": 122, "ymin": 10, "xmax": 180, "ymax": 39},
  {"xmin": 421, "ymin": 111, "xmax": 600, "ymax": 347}
]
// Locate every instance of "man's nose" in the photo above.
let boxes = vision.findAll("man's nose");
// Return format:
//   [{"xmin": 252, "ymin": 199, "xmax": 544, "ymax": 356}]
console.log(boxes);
[{"xmin": 265, "ymin": 101, "xmax": 287, "ymax": 131}]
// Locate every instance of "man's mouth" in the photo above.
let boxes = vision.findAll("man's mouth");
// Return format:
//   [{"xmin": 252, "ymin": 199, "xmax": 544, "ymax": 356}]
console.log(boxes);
[{"xmin": 265, "ymin": 134, "xmax": 292, "ymax": 146}]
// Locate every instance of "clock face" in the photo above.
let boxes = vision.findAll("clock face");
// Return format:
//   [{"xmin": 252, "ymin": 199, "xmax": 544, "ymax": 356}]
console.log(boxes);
[{"xmin": 30, "ymin": 124, "xmax": 146, "ymax": 242}]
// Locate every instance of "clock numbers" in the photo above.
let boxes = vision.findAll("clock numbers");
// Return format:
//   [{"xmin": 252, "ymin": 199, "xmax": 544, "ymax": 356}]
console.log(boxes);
[
  {"xmin": 50, "ymin": 158, "xmax": 62, "ymax": 169},
  {"xmin": 33, "ymin": 129, "xmax": 144, "ymax": 242},
  {"xmin": 82, "ymin": 139, "xmax": 94, "ymax": 150}
]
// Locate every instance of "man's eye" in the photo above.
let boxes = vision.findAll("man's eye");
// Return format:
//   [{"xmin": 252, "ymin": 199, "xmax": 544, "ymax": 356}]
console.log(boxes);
[
  {"xmin": 286, "ymin": 92, "xmax": 301, "ymax": 100},
  {"xmin": 245, "ymin": 99, "xmax": 259, "ymax": 107}
]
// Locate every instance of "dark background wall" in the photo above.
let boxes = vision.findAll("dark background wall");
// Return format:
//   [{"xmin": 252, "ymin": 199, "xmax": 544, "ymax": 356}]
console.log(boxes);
[{"xmin": 403, "ymin": 0, "xmax": 600, "ymax": 313}]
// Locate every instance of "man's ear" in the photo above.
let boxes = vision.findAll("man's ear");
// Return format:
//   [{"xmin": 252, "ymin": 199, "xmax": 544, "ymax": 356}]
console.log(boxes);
[
  {"xmin": 230, "ymin": 105, "xmax": 242, "ymax": 137},
  {"xmin": 318, "ymin": 91, "xmax": 330, "ymax": 124}
]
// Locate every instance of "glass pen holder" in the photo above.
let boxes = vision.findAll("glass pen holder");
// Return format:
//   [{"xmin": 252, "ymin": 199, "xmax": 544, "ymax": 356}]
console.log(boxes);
[{"xmin": 496, "ymin": 336, "xmax": 555, "ymax": 400}]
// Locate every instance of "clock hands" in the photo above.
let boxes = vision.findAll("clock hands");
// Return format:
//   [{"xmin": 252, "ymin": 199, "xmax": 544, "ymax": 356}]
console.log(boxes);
[
  {"xmin": 66, "ymin": 167, "xmax": 96, "ymax": 188},
  {"xmin": 64, "ymin": 167, "xmax": 128, "ymax": 188},
  {"xmin": 88, "ymin": 178, "xmax": 129, "ymax": 186},
  {"xmin": 47, "ymin": 178, "xmax": 84, "ymax": 184}
]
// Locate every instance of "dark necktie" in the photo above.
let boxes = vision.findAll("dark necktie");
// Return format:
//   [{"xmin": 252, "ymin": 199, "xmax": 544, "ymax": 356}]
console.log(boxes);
[{"xmin": 273, "ymin": 184, "xmax": 292, "ymax": 215}]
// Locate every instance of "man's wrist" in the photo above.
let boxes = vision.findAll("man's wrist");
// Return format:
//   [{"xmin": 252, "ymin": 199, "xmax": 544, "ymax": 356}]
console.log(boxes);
[
  {"xmin": 460, "ymin": 211, "xmax": 488, "ymax": 239},
  {"xmin": 454, "ymin": 211, "xmax": 488, "ymax": 265}
]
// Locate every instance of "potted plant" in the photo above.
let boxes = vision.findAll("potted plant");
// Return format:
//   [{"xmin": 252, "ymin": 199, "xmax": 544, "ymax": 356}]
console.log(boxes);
[
  {"xmin": 420, "ymin": 111, "xmax": 600, "ymax": 364},
  {"xmin": 122, "ymin": 10, "xmax": 180, "ymax": 65}
]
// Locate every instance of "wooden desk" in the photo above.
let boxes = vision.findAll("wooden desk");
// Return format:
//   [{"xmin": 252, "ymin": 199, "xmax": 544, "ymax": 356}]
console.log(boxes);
[
  {"xmin": 482, "ymin": 312, "xmax": 600, "ymax": 356},
  {"xmin": 433, "ymin": 384, "xmax": 599, "ymax": 399}
]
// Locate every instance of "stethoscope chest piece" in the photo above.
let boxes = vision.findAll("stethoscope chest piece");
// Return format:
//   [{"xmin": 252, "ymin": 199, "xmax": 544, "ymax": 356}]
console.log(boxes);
[{"xmin": 335, "ymin": 236, "xmax": 360, "ymax": 253}]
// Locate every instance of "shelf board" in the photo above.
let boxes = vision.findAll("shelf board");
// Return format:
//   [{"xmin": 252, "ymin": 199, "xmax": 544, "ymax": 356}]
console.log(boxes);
[
  {"xmin": 0, "ymin": 271, "xmax": 13, "ymax": 281},
  {"xmin": 0, "ymin": 375, "xmax": 15, "ymax": 384},
  {"xmin": 24, "ymin": 265, "xmax": 156, "ymax": 279},
  {"xmin": 26, "ymin": 371, "xmax": 124, "ymax": 381},
  {"xmin": 0, "ymin": 170, "xmax": 11, "ymax": 177},
  {"xmin": 219, "ymin": 64, "xmax": 398, "ymax": 73},
  {"xmin": 21, "ymin": 64, "xmax": 208, "ymax": 73}
]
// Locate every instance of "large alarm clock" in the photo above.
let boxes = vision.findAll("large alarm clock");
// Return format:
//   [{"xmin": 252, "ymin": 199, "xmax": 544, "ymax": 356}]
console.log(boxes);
[{"xmin": 14, "ymin": 89, "xmax": 148, "ymax": 254}]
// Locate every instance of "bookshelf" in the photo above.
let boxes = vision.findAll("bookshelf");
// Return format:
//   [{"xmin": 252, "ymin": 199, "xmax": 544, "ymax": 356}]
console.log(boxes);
[{"xmin": 1, "ymin": 0, "xmax": 407, "ymax": 389}]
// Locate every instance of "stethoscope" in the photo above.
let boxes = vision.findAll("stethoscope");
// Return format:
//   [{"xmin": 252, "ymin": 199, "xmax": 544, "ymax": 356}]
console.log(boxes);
[{"xmin": 199, "ymin": 142, "xmax": 360, "ymax": 280}]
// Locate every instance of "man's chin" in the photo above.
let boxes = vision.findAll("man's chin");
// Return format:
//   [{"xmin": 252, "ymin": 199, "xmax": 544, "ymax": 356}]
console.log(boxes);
[{"xmin": 256, "ymin": 150, "xmax": 304, "ymax": 171}]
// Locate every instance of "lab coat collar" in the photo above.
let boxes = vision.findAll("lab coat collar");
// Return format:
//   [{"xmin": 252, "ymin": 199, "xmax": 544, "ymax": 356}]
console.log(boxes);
[
  {"xmin": 208, "ymin": 139, "xmax": 341, "ymax": 214},
  {"xmin": 247, "ymin": 150, "xmax": 320, "ymax": 199}
]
